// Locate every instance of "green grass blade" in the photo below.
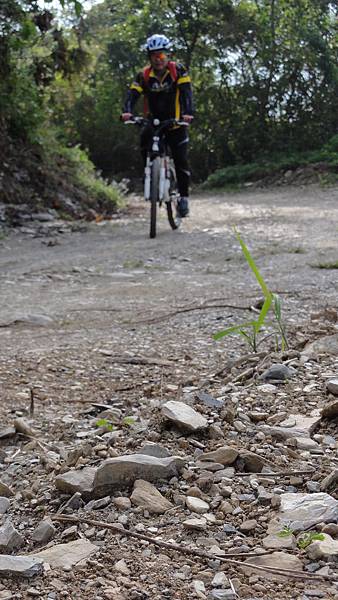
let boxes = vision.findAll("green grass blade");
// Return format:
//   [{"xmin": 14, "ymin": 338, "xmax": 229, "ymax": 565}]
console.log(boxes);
[
  {"xmin": 273, "ymin": 293, "xmax": 282, "ymax": 320},
  {"xmin": 213, "ymin": 321, "xmax": 256, "ymax": 340},
  {"xmin": 255, "ymin": 294, "xmax": 273, "ymax": 332},
  {"xmin": 234, "ymin": 228, "xmax": 270, "ymax": 298}
]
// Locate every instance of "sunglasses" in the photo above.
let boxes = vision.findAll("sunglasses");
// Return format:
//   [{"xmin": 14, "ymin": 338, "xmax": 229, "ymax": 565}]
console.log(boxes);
[{"xmin": 150, "ymin": 52, "xmax": 168, "ymax": 60}]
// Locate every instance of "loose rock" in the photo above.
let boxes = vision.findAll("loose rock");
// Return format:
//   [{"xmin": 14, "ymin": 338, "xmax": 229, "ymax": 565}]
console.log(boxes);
[
  {"xmin": 161, "ymin": 401, "xmax": 208, "ymax": 432},
  {"xmin": 259, "ymin": 363, "xmax": 296, "ymax": 381},
  {"xmin": 130, "ymin": 479, "xmax": 173, "ymax": 514},
  {"xmin": 306, "ymin": 533, "xmax": 338, "ymax": 560},
  {"xmin": 276, "ymin": 492, "xmax": 338, "ymax": 532},
  {"xmin": 200, "ymin": 446, "xmax": 238, "ymax": 466},
  {"xmin": 0, "ymin": 522, "xmax": 24, "ymax": 552},
  {"xmin": 32, "ymin": 519, "xmax": 56, "ymax": 544},
  {"xmin": 93, "ymin": 454, "xmax": 185, "ymax": 497},
  {"xmin": 32, "ymin": 539, "xmax": 98, "ymax": 568},
  {"xmin": 241, "ymin": 551, "xmax": 303, "ymax": 581},
  {"xmin": 0, "ymin": 556, "xmax": 44, "ymax": 578},
  {"xmin": 55, "ymin": 467, "xmax": 97, "ymax": 498}
]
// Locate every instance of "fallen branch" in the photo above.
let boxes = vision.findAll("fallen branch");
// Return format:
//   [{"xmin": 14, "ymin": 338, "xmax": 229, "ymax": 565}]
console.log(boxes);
[
  {"xmin": 234, "ymin": 468, "xmax": 315, "ymax": 478},
  {"xmin": 52, "ymin": 515, "xmax": 329, "ymax": 581},
  {"xmin": 98, "ymin": 352, "xmax": 173, "ymax": 367},
  {"xmin": 212, "ymin": 351, "xmax": 267, "ymax": 379},
  {"xmin": 130, "ymin": 302, "xmax": 250, "ymax": 325}
]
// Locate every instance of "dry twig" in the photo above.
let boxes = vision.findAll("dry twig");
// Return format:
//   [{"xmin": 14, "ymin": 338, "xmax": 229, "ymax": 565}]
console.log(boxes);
[
  {"xmin": 234, "ymin": 468, "xmax": 315, "ymax": 478},
  {"xmin": 52, "ymin": 515, "xmax": 330, "ymax": 581},
  {"xmin": 130, "ymin": 302, "xmax": 251, "ymax": 325}
]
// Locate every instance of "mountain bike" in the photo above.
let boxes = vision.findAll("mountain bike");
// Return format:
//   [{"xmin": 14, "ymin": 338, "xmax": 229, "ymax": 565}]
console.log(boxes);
[{"xmin": 125, "ymin": 117, "xmax": 188, "ymax": 239}]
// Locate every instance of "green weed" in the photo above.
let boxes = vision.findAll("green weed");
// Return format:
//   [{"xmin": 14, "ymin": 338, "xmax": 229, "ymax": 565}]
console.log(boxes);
[
  {"xmin": 313, "ymin": 261, "xmax": 338, "ymax": 269},
  {"xmin": 297, "ymin": 532, "xmax": 325, "ymax": 550},
  {"xmin": 213, "ymin": 229, "xmax": 288, "ymax": 352},
  {"xmin": 277, "ymin": 525, "xmax": 294, "ymax": 538},
  {"xmin": 95, "ymin": 418, "xmax": 114, "ymax": 432},
  {"xmin": 123, "ymin": 259, "xmax": 144, "ymax": 269},
  {"xmin": 277, "ymin": 526, "xmax": 325, "ymax": 550},
  {"xmin": 123, "ymin": 416, "xmax": 135, "ymax": 427}
]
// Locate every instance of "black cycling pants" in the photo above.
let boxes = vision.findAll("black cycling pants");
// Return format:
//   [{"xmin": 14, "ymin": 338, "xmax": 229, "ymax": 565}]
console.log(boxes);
[{"xmin": 140, "ymin": 126, "xmax": 190, "ymax": 198}]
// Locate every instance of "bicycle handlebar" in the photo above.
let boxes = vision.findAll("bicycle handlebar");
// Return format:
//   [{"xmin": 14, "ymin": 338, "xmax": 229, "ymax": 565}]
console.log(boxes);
[{"xmin": 124, "ymin": 117, "xmax": 189, "ymax": 129}]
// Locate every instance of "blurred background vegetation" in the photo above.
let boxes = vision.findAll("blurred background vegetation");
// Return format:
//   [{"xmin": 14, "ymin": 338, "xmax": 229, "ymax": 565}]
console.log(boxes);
[{"xmin": 0, "ymin": 0, "xmax": 337, "ymax": 209}]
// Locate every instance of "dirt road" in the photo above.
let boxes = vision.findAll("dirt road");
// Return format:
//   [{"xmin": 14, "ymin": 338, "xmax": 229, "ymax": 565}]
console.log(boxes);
[
  {"xmin": 0, "ymin": 185, "xmax": 337, "ymax": 600},
  {"xmin": 1, "ymin": 185, "xmax": 337, "ymax": 359}
]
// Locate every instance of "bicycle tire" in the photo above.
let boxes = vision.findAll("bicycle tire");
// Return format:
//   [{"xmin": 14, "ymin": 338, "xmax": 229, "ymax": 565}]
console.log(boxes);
[
  {"xmin": 150, "ymin": 157, "xmax": 160, "ymax": 239},
  {"xmin": 166, "ymin": 164, "xmax": 181, "ymax": 231}
]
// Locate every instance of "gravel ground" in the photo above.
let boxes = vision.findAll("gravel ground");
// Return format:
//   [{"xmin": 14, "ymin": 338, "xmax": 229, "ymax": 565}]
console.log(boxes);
[{"xmin": 0, "ymin": 185, "xmax": 337, "ymax": 600}]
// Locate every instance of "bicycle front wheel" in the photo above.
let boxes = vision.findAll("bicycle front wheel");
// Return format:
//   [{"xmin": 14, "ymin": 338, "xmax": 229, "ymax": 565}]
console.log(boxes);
[
  {"xmin": 166, "ymin": 164, "xmax": 181, "ymax": 231},
  {"xmin": 150, "ymin": 157, "xmax": 160, "ymax": 239}
]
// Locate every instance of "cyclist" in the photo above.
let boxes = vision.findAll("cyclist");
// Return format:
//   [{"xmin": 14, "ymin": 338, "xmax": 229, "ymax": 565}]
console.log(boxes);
[{"xmin": 121, "ymin": 34, "xmax": 194, "ymax": 218}]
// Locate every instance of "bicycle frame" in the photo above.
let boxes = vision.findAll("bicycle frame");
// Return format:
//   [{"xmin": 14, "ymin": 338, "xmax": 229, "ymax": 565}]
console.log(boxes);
[
  {"xmin": 124, "ymin": 116, "xmax": 188, "ymax": 238},
  {"xmin": 125, "ymin": 117, "xmax": 186, "ymax": 203}
]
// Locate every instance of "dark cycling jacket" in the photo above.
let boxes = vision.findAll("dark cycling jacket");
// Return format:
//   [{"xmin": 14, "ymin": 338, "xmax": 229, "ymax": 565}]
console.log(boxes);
[{"xmin": 123, "ymin": 62, "xmax": 194, "ymax": 121}]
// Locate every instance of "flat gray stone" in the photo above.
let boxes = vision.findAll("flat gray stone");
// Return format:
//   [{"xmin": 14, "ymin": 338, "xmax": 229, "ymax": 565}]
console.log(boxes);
[
  {"xmin": 32, "ymin": 539, "xmax": 98, "ymax": 568},
  {"xmin": 261, "ymin": 413, "xmax": 321, "ymax": 440},
  {"xmin": 321, "ymin": 399, "xmax": 338, "ymax": 419},
  {"xmin": 0, "ymin": 498, "xmax": 10, "ymax": 515},
  {"xmin": 304, "ymin": 333, "xmax": 338, "ymax": 356},
  {"xmin": 55, "ymin": 467, "xmax": 96, "ymax": 498},
  {"xmin": 262, "ymin": 533, "xmax": 296, "ymax": 550},
  {"xmin": 183, "ymin": 518, "xmax": 207, "ymax": 531},
  {"xmin": 276, "ymin": 492, "xmax": 338, "ymax": 532},
  {"xmin": 130, "ymin": 479, "xmax": 173, "ymax": 514},
  {"xmin": 0, "ymin": 482, "xmax": 14, "ymax": 498},
  {"xmin": 138, "ymin": 442, "xmax": 171, "ymax": 458},
  {"xmin": 259, "ymin": 363, "xmax": 296, "ymax": 381},
  {"xmin": 161, "ymin": 401, "xmax": 208, "ymax": 432},
  {"xmin": 237, "ymin": 449, "xmax": 270, "ymax": 472},
  {"xmin": 0, "ymin": 522, "xmax": 24, "ymax": 552},
  {"xmin": 93, "ymin": 454, "xmax": 185, "ymax": 497},
  {"xmin": 241, "ymin": 551, "xmax": 303, "ymax": 581},
  {"xmin": 306, "ymin": 533, "xmax": 338, "ymax": 560},
  {"xmin": 195, "ymin": 391, "xmax": 224, "ymax": 410},
  {"xmin": 320, "ymin": 469, "xmax": 338, "ymax": 492},
  {"xmin": 0, "ymin": 556, "xmax": 44, "ymax": 578},
  {"xmin": 199, "ymin": 446, "xmax": 238, "ymax": 466},
  {"xmin": 186, "ymin": 496, "xmax": 210, "ymax": 514},
  {"xmin": 293, "ymin": 437, "xmax": 320, "ymax": 451},
  {"xmin": 32, "ymin": 519, "xmax": 56, "ymax": 544},
  {"xmin": 0, "ymin": 428, "xmax": 16, "ymax": 441},
  {"xmin": 326, "ymin": 378, "xmax": 338, "ymax": 396},
  {"xmin": 14, "ymin": 314, "xmax": 54, "ymax": 327}
]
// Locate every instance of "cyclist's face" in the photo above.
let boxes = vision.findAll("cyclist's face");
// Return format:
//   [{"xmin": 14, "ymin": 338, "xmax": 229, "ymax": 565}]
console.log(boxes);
[{"xmin": 149, "ymin": 51, "xmax": 168, "ymax": 70}]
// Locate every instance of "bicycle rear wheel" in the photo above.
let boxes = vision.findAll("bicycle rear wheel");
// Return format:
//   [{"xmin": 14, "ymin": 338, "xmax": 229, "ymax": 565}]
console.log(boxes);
[
  {"xmin": 150, "ymin": 157, "xmax": 160, "ymax": 239},
  {"xmin": 166, "ymin": 163, "xmax": 181, "ymax": 231}
]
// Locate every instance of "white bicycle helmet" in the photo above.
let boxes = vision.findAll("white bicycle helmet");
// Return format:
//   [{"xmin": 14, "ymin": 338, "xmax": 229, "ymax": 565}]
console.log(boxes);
[{"xmin": 146, "ymin": 34, "xmax": 172, "ymax": 52}]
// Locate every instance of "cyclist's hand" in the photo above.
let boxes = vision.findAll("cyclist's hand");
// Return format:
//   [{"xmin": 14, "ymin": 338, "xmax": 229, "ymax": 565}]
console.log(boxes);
[
  {"xmin": 182, "ymin": 115, "xmax": 194, "ymax": 124},
  {"xmin": 121, "ymin": 112, "xmax": 133, "ymax": 122}
]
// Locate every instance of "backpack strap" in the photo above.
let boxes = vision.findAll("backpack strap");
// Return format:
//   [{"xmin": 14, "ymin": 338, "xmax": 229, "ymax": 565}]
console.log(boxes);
[
  {"xmin": 143, "ymin": 65, "xmax": 152, "ymax": 86},
  {"xmin": 167, "ymin": 61, "xmax": 177, "ymax": 82},
  {"xmin": 143, "ymin": 61, "xmax": 178, "ymax": 85}
]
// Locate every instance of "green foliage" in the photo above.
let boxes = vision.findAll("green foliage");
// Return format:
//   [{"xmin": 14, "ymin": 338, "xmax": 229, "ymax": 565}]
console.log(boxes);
[
  {"xmin": 277, "ymin": 525, "xmax": 294, "ymax": 538},
  {"xmin": 277, "ymin": 526, "xmax": 325, "ymax": 549},
  {"xmin": 214, "ymin": 229, "xmax": 288, "ymax": 352},
  {"xmin": 313, "ymin": 261, "xmax": 338, "ymax": 270},
  {"xmin": 297, "ymin": 532, "xmax": 325, "ymax": 550},
  {"xmin": 95, "ymin": 418, "xmax": 114, "ymax": 431},
  {"xmin": 58, "ymin": 145, "xmax": 121, "ymax": 207},
  {"xmin": 123, "ymin": 416, "xmax": 136, "ymax": 427},
  {"xmin": 1, "ymin": 0, "xmax": 338, "ymax": 187},
  {"xmin": 204, "ymin": 143, "xmax": 338, "ymax": 188}
]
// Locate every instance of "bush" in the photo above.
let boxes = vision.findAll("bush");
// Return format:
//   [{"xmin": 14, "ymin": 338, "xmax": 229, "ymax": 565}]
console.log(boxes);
[
  {"xmin": 58, "ymin": 145, "xmax": 122, "ymax": 208},
  {"xmin": 203, "ymin": 145, "xmax": 338, "ymax": 188}
]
